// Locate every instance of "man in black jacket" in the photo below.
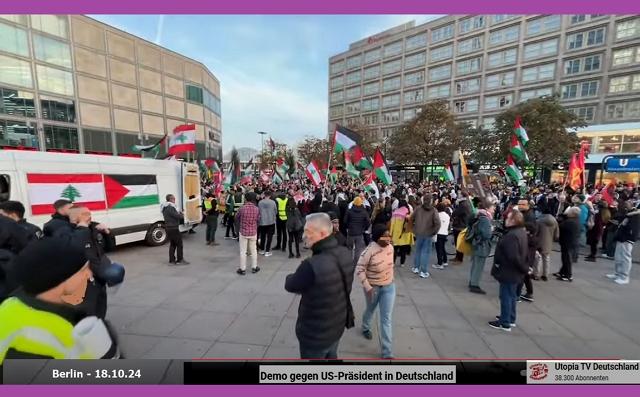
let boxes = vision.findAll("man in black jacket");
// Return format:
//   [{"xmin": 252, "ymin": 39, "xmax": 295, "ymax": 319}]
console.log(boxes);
[
  {"xmin": 43, "ymin": 199, "xmax": 74, "ymax": 237},
  {"xmin": 489, "ymin": 209, "xmax": 529, "ymax": 332},
  {"xmin": 607, "ymin": 203, "xmax": 639, "ymax": 285},
  {"xmin": 161, "ymin": 194, "xmax": 189, "ymax": 265},
  {"xmin": 451, "ymin": 197, "xmax": 473, "ymax": 263},
  {"xmin": 344, "ymin": 197, "xmax": 371, "ymax": 263},
  {"xmin": 0, "ymin": 213, "xmax": 28, "ymax": 302},
  {"xmin": 0, "ymin": 201, "xmax": 42, "ymax": 242},
  {"xmin": 285, "ymin": 212, "xmax": 354, "ymax": 359}
]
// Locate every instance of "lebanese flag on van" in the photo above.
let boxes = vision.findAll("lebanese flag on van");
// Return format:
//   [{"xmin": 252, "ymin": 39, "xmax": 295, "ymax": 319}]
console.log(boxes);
[{"xmin": 27, "ymin": 174, "xmax": 107, "ymax": 215}]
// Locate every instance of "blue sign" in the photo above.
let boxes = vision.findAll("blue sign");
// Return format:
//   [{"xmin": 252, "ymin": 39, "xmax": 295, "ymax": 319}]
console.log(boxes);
[{"xmin": 606, "ymin": 157, "xmax": 640, "ymax": 172}]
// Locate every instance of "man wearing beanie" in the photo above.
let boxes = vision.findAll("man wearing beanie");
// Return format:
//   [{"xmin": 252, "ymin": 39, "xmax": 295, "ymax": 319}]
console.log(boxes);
[
  {"xmin": 344, "ymin": 196, "xmax": 371, "ymax": 263},
  {"xmin": 0, "ymin": 237, "xmax": 120, "ymax": 363}
]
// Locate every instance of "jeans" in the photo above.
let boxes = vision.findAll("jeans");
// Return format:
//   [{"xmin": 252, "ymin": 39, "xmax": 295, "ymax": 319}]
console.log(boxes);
[
  {"xmin": 560, "ymin": 245, "xmax": 573, "ymax": 278},
  {"xmin": 435, "ymin": 234, "xmax": 448, "ymax": 265},
  {"xmin": 469, "ymin": 255, "xmax": 488, "ymax": 287},
  {"xmin": 362, "ymin": 283, "xmax": 396, "ymax": 358},
  {"xmin": 288, "ymin": 230, "xmax": 302, "ymax": 256},
  {"xmin": 499, "ymin": 282, "xmax": 518, "ymax": 327},
  {"xmin": 167, "ymin": 228, "xmax": 183, "ymax": 262},
  {"xmin": 299, "ymin": 340, "xmax": 340, "ymax": 360},
  {"xmin": 276, "ymin": 218, "xmax": 288, "ymax": 249},
  {"xmin": 614, "ymin": 241, "xmax": 633, "ymax": 280},
  {"xmin": 258, "ymin": 224, "xmax": 275, "ymax": 252},
  {"xmin": 239, "ymin": 234, "xmax": 258, "ymax": 271},
  {"xmin": 414, "ymin": 236, "xmax": 433, "ymax": 274},
  {"xmin": 347, "ymin": 235, "xmax": 366, "ymax": 263}
]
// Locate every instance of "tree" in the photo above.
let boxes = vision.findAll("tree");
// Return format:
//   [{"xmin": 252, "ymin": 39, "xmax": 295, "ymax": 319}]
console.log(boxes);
[
  {"xmin": 259, "ymin": 142, "xmax": 288, "ymax": 169},
  {"xmin": 387, "ymin": 100, "xmax": 463, "ymax": 165},
  {"xmin": 61, "ymin": 184, "xmax": 82, "ymax": 202},
  {"xmin": 492, "ymin": 95, "xmax": 585, "ymax": 170},
  {"xmin": 296, "ymin": 136, "xmax": 331, "ymax": 169},
  {"xmin": 284, "ymin": 149, "xmax": 296, "ymax": 177},
  {"xmin": 460, "ymin": 124, "xmax": 504, "ymax": 167}
]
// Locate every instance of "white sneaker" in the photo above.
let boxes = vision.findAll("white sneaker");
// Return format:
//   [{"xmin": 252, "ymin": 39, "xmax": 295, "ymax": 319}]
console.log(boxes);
[
  {"xmin": 433, "ymin": 264, "xmax": 445, "ymax": 270},
  {"xmin": 614, "ymin": 277, "xmax": 630, "ymax": 285},
  {"xmin": 605, "ymin": 273, "xmax": 618, "ymax": 280},
  {"xmin": 419, "ymin": 272, "xmax": 430, "ymax": 279},
  {"xmin": 259, "ymin": 251, "xmax": 265, "ymax": 255},
  {"xmin": 443, "ymin": 263, "xmax": 449, "ymax": 267},
  {"xmin": 412, "ymin": 267, "xmax": 420, "ymax": 274},
  {"xmin": 264, "ymin": 252, "xmax": 273, "ymax": 257}
]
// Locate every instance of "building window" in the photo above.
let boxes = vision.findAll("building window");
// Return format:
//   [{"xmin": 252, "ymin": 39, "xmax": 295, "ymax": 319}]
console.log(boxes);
[
  {"xmin": 345, "ymin": 86, "xmax": 361, "ymax": 100},
  {"xmin": 458, "ymin": 35, "xmax": 484, "ymax": 55},
  {"xmin": 487, "ymin": 48, "xmax": 517, "ymax": 69},
  {"xmin": 459, "ymin": 16, "xmax": 485, "ymax": 34},
  {"xmin": 616, "ymin": 18, "xmax": 640, "ymax": 40},
  {"xmin": 382, "ymin": 111, "xmax": 400, "ymax": 124},
  {"xmin": 346, "ymin": 70, "xmax": 361, "ymax": 85},
  {"xmin": 345, "ymin": 101, "xmax": 361, "ymax": 114},
  {"xmin": 364, "ymin": 48, "xmax": 381, "ymax": 64},
  {"xmin": 524, "ymin": 38, "xmax": 559, "ymax": 60},
  {"xmin": 607, "ymin": 102, "xmax": 638, "ymax": 120},
  {"xmin": 382, "ymin": 127, "xmax": 398, "ymax": 139},
  {"xmin": 0, "ymin": 87, "xmax": 35, "ymax": 118},
  {"xmin": 383, "ymin": 59, "xmax": 402, "ymax": 76},
  {"xmin": 404, "ymin": 70, "xmax": 425, "ymax": 87},
  {"xmin": 36, "ymin": 64, "xmax": 74, "ymax": 96},
  {"xmin": 406, "ymin": 33, "xmax": 427, "ymax": 50},
  {"xmin": 115, "ymin": 132, "xmax": 141, "ymax": 155},
  {"xmin": 454, "ymin": 99, "xmax": 479, "ymax": 113},
  {"xmin": 456, "ymin": 57, "xmax": 482, "ymax": 76},
  {"xmin": 330, "ymin": 105, "xmax": 343, "ymax": 118},
  {"xmin": 382, "ymin": 76, "xmax": 401, "ymax": 92},
  {"xmin": 44, "ymin": 124, "xmax": 78, "ymax": 151},
  {"xmin": 609, "ymin": 74, "xmax": 640, "ymax": 94},
  {"xmin": 566, "ymin": 28, "xmax": 606, "ymax": 50},
  {"xmin": 492, "ymin": 15, "xmax": 519, "ymax": 25},
  {"xmin": 427, "ymin": 84, "xmax": 450, "ymax": 99},
  {"xmin": 430, "ymin": 44, "xmax": 453, "ymax": 62},
  {"xmin": 186, "ymin": 84, "xmax": 204, "ymax": 104},
  {"xmin": 83, "ymin": 129, "xmax": 113, "ymax": 154},
  {"xmin": 404, "ymin": 88, "xmax": 424, "ymax": 103},
  {"xmin": 0, "ymin": 55, "xmax": 32, "ymax": 88},
  {"xmin": 522, "ymin": 63, "xmax": 555, "ymax": 83},
  {"xmin": 363, "ymin": 114, "xmax": 378, "ymax": 126},
  {"xmin": 564, "ymin": 55, "xmax": 602, "ymax": 75},
  {"xmin": 486, "ymin": 71, "xmax": 515, "ymax": 90},
  {"xmin": 429, "ymin": 64, "xmax": 451, "ymax": 81},
  {"xmin": 456, "ymin": 78, "xmax": 481, "ymax": 94},
  {"xmin": 562, "ymin": 80, "xmax": 599, "ymax": 99},
  {"xmin": 363, "ymin": 81, "xmax": 380, "ymax": 96},
  {"xmin": 0, "ymin": 21, "xmax": 29, "ymax": 57},
  {"xmin": 330, "ymin": 75, "xmax": 344, "ymax": 89},
  {"xmin": 612, "ymin": 46, "xmax": 640, "ymax": 67},
  {"xmin": 0, "ymin": 15, "xmax": 28, "ymax": 25},
  {"xmin": 346, "ymin": 54, "xmax": 362, "ymax": 70},
  {"xmin": 526, "ymin": 15, "xmax": 561, "ymax": 37},
  {"xmin": 489, "ymin": 25, "xmax": 520, "ymax": 47},
  {"xmin": 0, "ymin": 118, "xmax": 38, "ymax": 148},
  {"xmin": 520, "ymin": 87, "xmax": 553, "ymax": 102},
  {"xmin": 482, "ymin": 117, "xmax": 496, "ymax": 130},
  {"xmin": 330, "ymin": 60, "xmax": 344, "ymax": 75},
  {"xmin": 567, "ymin": 106, "xmax": 596, "ymax": 121},
  {"xmin": 621, "ymin": 134, "xmax": 640, "ymax": 153},
  {"xmin": 405, "ymin": 52, "xmax": 426, "ymax": 69},
  {"xmin": 362, "ymin": 97, "xmax": 380, "ymax": 111},
  {"xmin": 403, "ymin": 108, "xmax": 421, "ymax": 121},
  {"xmin": 431, "ymin": 24, "xmax": 454, "ymax": 43},
  {"xmin": 30, "ymin": 15, "xmax": 68, "ymax": 38},
  {"xmin": 330, "ymin": 90, "xmax": 344, "ymax": 103},
  {"xmin": 40, "ymin": 95, "xmax": 75, "ymax": 123},
  {"xmin": 384, "ymin": 41, "xmax": 403, "ymax": 58},
  {"xmin": 382, "ymin": 94, "xmax": 400, "ymax": 108},
  {"xmin": 570, "ymin": 15, "xmax": 607, "ymax": 25},
  {"xmin": 363, "ymin": 65, "xmax": 380, "ymax": 80},
  {"xmin": 33, "ymin": 34, "xmax": 72, "ymax": 69},
  {"xmin": 485, "ymin": 94, "xmax": 513, "ymax": 110}
]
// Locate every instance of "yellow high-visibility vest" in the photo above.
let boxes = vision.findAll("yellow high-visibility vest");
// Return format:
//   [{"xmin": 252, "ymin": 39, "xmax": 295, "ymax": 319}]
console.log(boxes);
[{"xmin": 276, "ymin": 197, "xmax": 288, "ymax": 221}]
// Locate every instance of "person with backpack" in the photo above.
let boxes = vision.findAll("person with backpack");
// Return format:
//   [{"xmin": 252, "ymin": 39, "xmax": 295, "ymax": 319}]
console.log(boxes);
[{"xmin": 468, "ymin": 199, "xmax": 495, "ymax": 294}]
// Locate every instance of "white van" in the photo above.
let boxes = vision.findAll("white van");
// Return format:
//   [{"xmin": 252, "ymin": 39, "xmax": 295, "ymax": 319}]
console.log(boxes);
[{"xmin": 0, "ymin": 151, "xmax": 202, "ymax": 247}]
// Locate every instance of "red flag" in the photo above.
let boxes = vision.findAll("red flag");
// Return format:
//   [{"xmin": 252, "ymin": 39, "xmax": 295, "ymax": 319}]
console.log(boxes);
[
  {"xmin": 601, "ymin": 178, "xmax": 617, "ymax": 206},
  {"xmin": 567, "ymin": 154, "xmax": 582, "ymax": 191}
]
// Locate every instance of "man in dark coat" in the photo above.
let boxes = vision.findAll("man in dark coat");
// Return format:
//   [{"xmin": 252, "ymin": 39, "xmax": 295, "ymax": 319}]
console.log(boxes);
[
  {"xmin": 451, "ymin": 196, "xmax": 473, "ymax": 263},
  {"xmin": 43, "ymin": 199, "xmax": 74, "ymax": 237},
  {"xmin": 0, "ymin": 201, "xmax": 42, "ymax": 242},
  {"xmin": 0, "ymin": 213, "xmax": 28, "ymax": 302},
  {"xmin": 344, "ymin": 197, "xmax": 371, "ymax": 263},
  {"xmin": 285, "ymin": 213, "xmax": 354, "ymax": 359},
  {"xmin": 161, "ymin": 194, "xmax": 189, "ymax": 265},
  {"xmin": 554, "ymin": 207, "xmax": 581, "ymax": 282}
]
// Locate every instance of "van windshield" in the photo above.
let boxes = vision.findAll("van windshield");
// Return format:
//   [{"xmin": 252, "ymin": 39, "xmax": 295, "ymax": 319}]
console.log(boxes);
[{"xmin": 0, "ymin": 175, "xmax": 9, "ymax": 202}]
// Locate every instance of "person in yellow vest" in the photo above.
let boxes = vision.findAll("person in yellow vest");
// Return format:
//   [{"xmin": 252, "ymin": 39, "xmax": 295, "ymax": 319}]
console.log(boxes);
[
  {"xmin": 274, "ymin": 191, "xmax": 289, "ymax": 252},
  {"xmin": 0, "ymin": 236, "xmax": 120, "ymax": 364}
]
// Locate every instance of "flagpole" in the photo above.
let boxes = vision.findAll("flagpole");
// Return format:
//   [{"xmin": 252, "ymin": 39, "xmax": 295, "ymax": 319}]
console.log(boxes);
[{"xmin": 326, "ymin": 129, "xmax": 334, "ymax": 184}]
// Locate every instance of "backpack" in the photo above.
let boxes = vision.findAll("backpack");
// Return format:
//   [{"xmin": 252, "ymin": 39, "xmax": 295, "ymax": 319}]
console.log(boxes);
[{"xmin": 465, "ymin": 217, "xmax": 480, "ymax": 242}]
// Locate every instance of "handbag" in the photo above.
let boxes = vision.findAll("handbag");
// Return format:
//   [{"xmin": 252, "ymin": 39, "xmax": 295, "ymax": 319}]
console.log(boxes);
[
  {"xmin": 456, "ymin": 228, "xmax": 474, "ymax": 255},
  {"xmin": 329, "ymin": 252, "xmax": 355, "ymax": 329}
]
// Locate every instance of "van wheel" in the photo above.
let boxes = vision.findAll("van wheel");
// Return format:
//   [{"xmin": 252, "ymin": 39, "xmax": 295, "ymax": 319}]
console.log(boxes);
[{"xmin": 146, "ymin": 223, "xmax": 167, "ymax": 246}]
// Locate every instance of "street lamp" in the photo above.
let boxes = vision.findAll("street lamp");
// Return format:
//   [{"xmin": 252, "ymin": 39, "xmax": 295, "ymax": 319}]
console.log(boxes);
[{"xmin": 258, "ymin": 131, "xmax": 267, "ymax": 165}]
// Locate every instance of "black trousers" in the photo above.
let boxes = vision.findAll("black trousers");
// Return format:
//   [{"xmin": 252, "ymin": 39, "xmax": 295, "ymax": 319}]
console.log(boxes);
[
  {"xmin": 276, "ymin": 218, "xmax": 288, "ymax": 250},
  {"xmin": 453, "ymin": 229, "xmax": 464, "ymax": 261},
  {"xmin": 517, "ymin": 274, "xmax": 533, "ymax": 297},
  {"xmin": 259, "ymin": 224, "xmax": 275, "ymax": 252},
  {"xmin": 394, "ymin": 245, "xmax": 410, "ymax": 265},
  {"xmin": 167, "ymin": 228, "xmax": 183, "ymax": 262},
  {"xmin": 225, "ymin": 214, "xmax": 237, "ymax": 238},
  {"xmin": 435, "ymin": 234, "xmax": 448, "ymax": 265},
  {"xmin": 288, "ymin": 230, "xmax": 302, "ymax": 256},
  {"xmin": 559, "ymin": 245, "xmax": 573, "ymax": 279}
]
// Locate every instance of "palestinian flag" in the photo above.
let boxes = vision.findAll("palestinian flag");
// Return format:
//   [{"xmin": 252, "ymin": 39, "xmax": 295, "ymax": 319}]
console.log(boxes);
[
  {"xmin": 514, "ymin": 116, "xmax": 529, "ymax": 146},
  {"xmin": 363, "ymin": 173, "xmax": 379, "ymax": 198},
  {"xmin": 329, "ymin": 166, "xmax": 339, "ymax": 185},
  {"xmin": 510, "ymin": 134, "xmax": 529, "ymax": 163},
  {"xmin": 333, "ymin": 125, "xmax": 361, "ymax": 154},
  {"xmin": 223, "ymin": 163, "xmax": 235, "ymax": 188},
  {"xmin": 241, "ymin": 159, "xmax": 255, "ymax": 185},
  {"xmin": 373, "ymin": 148, "xmax": 392, "ymax": 185},
  {"xmin": 352, "ymin": 146, "xmax": 372, "ymax": 169},
  {"xmin": 272, "ymin": 168, "xmax": 283, "ymax": 185},
  {"xmin": 305, "ymin": 161, "xmax": 323, "ymax": 187},
  {"xmin": 27, "ymin": 174, "xmax": 108, "ymax": 215},
  {"xmin": 344, "ymin": 151, "xmax": 360, "ymax": 179},
  {"xmin": 104, "ymin": 174, "xmax": 160, "ymax": 209},
  {"xmin": 441, "ymin": 162, "xmax": 454, "ymax": 182},
  {"xmin": 506, "ymin": 154, "xmax": 523, "ymax": 184},
  {"xmin": 168, "ymin": 124, "xmax": 196, "ymax": 155}
]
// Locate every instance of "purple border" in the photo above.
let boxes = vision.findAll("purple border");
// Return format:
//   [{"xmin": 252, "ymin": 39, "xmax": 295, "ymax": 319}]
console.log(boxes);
[{"xmin": 0, "ymin": 0, "xmax": 639, "ymax": 13}]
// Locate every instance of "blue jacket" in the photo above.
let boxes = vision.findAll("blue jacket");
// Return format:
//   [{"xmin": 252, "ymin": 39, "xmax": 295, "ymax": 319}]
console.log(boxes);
[{"xmin": 579, "ymin": 204, "xmax": 589, "ymax": 231}]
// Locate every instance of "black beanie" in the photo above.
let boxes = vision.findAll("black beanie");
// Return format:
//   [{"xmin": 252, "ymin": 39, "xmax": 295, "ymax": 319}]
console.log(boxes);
[
  {"xmin": 11, "ymin": 236, "xmax": 88, "ymax": 295},
  {"xmin": 372, "ymin": 224, "xmax": 389, "ymax": 243}
]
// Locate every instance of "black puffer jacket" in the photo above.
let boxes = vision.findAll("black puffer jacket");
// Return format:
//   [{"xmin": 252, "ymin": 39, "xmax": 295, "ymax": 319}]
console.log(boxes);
[
  {"xmin": 344, "ymin": 206, "xmax": 371, "ymax": 236},
  {"xmin": 43, "ymin": 213, "xmax": 73, "ymax": 238},
  {"xmin": 559, "ymin": 217, "xmax": 581, "ymax": 248},
  {"xmin": 451, "ymin": 200, "xmax": 473, "ymax": 231},
  {"xmin": 616, "ymin": 209, "xmax": 640, "ymax": 243},
  {"xmin": 491, "ymin": 226, "xmax": 529, "ymax": 284}
]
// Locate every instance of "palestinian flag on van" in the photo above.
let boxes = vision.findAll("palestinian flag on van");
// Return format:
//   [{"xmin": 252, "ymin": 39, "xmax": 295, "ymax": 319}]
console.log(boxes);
[{"xmin": 104, "ymin": 175, "xmax": 160, "ymax": 209}]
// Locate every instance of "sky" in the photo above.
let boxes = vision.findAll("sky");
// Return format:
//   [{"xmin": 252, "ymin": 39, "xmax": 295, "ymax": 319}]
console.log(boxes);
[{"xmin": 91, "ymin": 15, "xmax": 441, "ymax": 152}]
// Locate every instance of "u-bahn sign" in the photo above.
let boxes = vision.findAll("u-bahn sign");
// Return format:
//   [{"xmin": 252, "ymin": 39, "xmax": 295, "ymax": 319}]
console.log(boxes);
[{"xmin": 606, "ymin": 157, "xmax": 640, "ymax": 172}]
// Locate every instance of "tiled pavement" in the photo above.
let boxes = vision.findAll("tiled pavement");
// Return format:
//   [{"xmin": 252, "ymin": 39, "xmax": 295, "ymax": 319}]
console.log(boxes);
[{"xmin": 107, "ymin": 228, "xmax": 640, "ymax": 360}]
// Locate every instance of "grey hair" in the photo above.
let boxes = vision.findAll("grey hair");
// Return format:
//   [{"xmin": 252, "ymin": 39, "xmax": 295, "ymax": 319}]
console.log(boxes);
[
  {"xmin": 305, "ymin": 212, "xmax": 333, "ymax": 235},
  {"xmin": 564, "ymin": 206, "xmax": 581, "ymax": 218}
]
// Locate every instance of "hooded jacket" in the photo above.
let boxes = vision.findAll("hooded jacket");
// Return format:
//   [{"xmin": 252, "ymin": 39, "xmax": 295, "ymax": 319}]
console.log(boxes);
[{"xmin": 412, "ymin": 201, "xmax": 441, "ymax": 238}]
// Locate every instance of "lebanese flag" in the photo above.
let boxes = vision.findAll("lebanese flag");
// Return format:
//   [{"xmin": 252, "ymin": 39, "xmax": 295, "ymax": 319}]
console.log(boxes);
[
  {"xmin": 333, "ymin": 125, "xmax": 361, "ymax": 154},
  {"xmin": 373, "ymin": 148, "xmax": 392, "ymax": 185},
  {"xmin": 305, "ymin": 161, "xmax": 323, "ymax": 187},
  {"xmin": 27, "ymin": 174, "xmax": 107, "ymax": 215},
  {"xmin": 168, "ymin": 124, "xmax": 196, "ymax": 155}
]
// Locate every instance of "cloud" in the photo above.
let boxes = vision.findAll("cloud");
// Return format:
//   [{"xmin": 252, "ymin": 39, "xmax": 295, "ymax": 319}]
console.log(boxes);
[{"xmin": 154, "ymin": 15, "xmax": 165, "ymax": 45}]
